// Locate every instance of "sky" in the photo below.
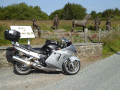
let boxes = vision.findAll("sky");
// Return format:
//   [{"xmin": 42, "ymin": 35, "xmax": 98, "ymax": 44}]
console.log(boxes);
[{"xmin": 0, "ymin": 0, "xmax": 120, "ymax": 15}]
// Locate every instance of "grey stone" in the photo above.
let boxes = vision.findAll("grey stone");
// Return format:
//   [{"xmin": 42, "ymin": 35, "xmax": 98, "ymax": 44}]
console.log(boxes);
[{"xmin": 0, "ymin": 43, "xmax": 103, "ymax": 67}]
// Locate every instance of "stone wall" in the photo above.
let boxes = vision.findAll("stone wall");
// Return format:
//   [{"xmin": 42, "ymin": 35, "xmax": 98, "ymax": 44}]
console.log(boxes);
[
  {"xmin": 0, "ymin": 47, "xmax": 12, "ymax": 67},
  {"xmin": 0, "ymin": 43, "xmax": 102, "ymax": 67},
  {"xmin": 75, "ymin": 43, "xmax": 102, "ymax": 61}
]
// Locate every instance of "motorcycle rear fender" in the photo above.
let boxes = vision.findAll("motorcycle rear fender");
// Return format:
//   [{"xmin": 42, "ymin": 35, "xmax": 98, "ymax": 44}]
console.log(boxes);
[{"xmin": 69, "ymin": 56, "xmax": 80, "ymax": 63}]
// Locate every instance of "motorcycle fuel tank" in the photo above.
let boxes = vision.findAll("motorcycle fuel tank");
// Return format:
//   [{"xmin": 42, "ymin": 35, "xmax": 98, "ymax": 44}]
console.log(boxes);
[{"xmin": 47, "ymin": 44, "xmax": 58, "ymax": 50}]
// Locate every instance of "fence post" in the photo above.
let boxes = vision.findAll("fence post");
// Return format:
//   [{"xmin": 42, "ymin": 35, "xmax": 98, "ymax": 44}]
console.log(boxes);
[
  {"xmin": 104, "ymin": 29, "xmax": 106, "ymax": 38},
  {"xmin": 118, "ymin": 26, "xmax": 120, "ymax": 34},
  {"xmin": 84, "ymin": 28, "xmax": 88, "ymax": 43},
  {"xmin": 68, "ymin": 31, "xmax": 72, "ymax": 40},
  {"xmin": 72, "ymin": 35, "xmax": 74, "ymax": 43},
  {"xmin": 98, "ymin": 28, "xmax": 101, "ymax": 43}
]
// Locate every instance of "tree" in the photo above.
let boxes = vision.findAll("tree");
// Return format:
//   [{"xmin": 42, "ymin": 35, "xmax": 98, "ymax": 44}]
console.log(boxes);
[
  {"xmin": 49, "ymin": 9, "xmax": 63, "ymax": 19},
  {"xmin": 62, "ymin": 3, "xmax": 73, "ymax": 20},
  {"xmin": 0, "ymin": 3, "xmax": 49, "ymax": 20},
  {"xmin": 0, "ymin": 7, "xmax": 4, "ymax": 19},
  {"xmin": 71, "ymin": 3, "xmax": 86, "ymax": 20},
  {"xmin": 102, "ymin": 9, "xmax": 114, "ymax": 18},
  {"xmin": 90, "ymin": 11, "xmax": 97, "ymax": 19},
  {"xmin": 114, "ymin": 8, "xmax": 120, "ymax": 16},
  {"xmin": 50, "ymin": 3, "xmax": 86, "ymax": 20},
  {"xmin": 62, "ymin": 3, "xmax": 86, "ymax": 20},
  {"xmin": 97, "ymin": 12, "xmax": 102, "ymax": 18}
]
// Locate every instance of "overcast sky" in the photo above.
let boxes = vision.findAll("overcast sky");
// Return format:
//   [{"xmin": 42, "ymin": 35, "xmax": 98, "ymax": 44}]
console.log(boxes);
[{"xmin": 0, "ymin": 0, "xmax": 120, "ymax": 15}]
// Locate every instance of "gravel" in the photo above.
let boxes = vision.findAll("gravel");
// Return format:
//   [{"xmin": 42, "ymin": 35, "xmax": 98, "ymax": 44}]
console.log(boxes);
[
  {"xmin": 0, "ymin": 55, "xmax": 96, "ymax": 90},
  {"xmin": 0, "ymin": 67, "xmax": 65, "ymax": 90}
]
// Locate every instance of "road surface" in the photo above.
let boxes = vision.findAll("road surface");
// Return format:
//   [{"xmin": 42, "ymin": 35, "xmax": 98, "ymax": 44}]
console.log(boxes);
[
  {"xmin": 0, "ymin": 52, "xmax": 120, "ymax": 90},
  {"xmin": 38, "ymin": 52, "xmax": 120, "ymax": 90}
]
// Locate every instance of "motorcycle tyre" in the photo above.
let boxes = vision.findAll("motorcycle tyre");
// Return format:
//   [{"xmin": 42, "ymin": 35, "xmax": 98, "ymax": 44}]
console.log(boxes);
[
  {"xmin": 13, "ymin": 62, "xmax": 32, "ymax": 75},
  {"xmin": 62, "ymin": 60, "xmax": 80, "ymax": 75}
]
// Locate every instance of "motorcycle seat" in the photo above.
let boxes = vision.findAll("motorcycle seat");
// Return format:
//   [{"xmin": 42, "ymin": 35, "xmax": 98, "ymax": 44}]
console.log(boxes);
[
  {"xmin": 32, "ymin": 48, "xmax": 44, "ymax": 54},
  {"xmin": 19, "ymin": 44, "xmax": 44, "ymax": 54}
]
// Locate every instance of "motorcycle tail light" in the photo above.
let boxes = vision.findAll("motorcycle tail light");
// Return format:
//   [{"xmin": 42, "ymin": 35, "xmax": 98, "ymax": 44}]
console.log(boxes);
[
  {"xmin": 58, "ymin": 48, "xmax": 61, "ymax": 50},
  {"xmin": 13, "ymin": 47, "xmax": 15, "ymax": 51}
]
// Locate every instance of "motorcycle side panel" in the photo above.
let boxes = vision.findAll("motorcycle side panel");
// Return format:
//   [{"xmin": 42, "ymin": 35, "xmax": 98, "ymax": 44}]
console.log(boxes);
[
  {"xmin": 45, "ymin": 50, "xmax": 72, "ymax": 69},
  {"xmin": 45, "ymin": 44, "xmax": 77, "ymax": 69}
]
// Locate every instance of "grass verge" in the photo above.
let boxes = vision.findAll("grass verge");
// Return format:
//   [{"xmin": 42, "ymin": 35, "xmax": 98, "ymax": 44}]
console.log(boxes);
[{"xmin": 101, "ymin": 31, "xmax": 120, "ymax": 58}]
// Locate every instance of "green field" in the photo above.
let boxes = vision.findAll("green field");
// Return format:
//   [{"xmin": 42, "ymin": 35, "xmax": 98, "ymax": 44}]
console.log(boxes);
[{"xmin": 0, "ymin": 20, "xmax": 120, "ymax": 57}]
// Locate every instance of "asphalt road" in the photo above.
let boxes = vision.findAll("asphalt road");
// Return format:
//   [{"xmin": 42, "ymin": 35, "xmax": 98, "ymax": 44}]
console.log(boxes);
[
  {"xmin": 0, "ymin": 53, "xmax": 119, "ymax": 90},
  {"xmin": 38, "ymin": 52, "xmax": 120, "ymax": 90},
  {"xmin": 0, "ymin": 67, "xmax": 65, "ymax": 90}
]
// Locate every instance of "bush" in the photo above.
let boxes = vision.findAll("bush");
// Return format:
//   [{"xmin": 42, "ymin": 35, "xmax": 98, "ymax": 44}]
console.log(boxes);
[{"xmin": 87, "ymin": 25, "xmax": 94, "ymax": 30}]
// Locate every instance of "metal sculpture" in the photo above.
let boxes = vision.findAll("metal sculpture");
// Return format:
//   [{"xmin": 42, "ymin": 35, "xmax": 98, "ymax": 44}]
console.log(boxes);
[
  {"xmin": 32, "ymin": 19, "xmax": 41, "ymax": 37},
  {"xmin": 106, "ymin": 18, "xmax": 111, "ymax": 31},
  {"xmin": 53, "ymin": 15, "xmax": 59, "ymax": 30},
  {"xmin": 72, "ymin": 15, "xmax": 92, "ymax": 32},
  {"xmin": 94, "ymin": 16, "xmax": 101, "ymax": 30}
]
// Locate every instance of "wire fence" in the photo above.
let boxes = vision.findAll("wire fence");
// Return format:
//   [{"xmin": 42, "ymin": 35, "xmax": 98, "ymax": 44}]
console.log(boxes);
[
  {"xmin": 0, "ymin": 27, "xmax": 120, "ymax": 46},
  {"xmin": 41, "ymin": 27, "xmax": 120, "ymax": 43}
]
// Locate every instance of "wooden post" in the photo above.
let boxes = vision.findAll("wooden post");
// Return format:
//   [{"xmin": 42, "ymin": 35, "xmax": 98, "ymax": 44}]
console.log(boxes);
[
  {"xmin": 118, "ymin": 26, "xmax": 120, "ymax": 34},
  {"xmin": 84, "ymin": 28, "xmax": 88, "ymax": 43},
  {"xmin": 68, "ymin": 31, "xmax": 71, "ymax": 40},
  {"xmin": 84, "ymin": 29, "xmax": 86, "ymax": 43},
  {"xmin": 104, "ymin": 29, "xmax": 106, "ymax": 38},
  {"xmin": 98, "ymin": 28, "xmax": 101, "ymax": 43},
  {"xmin": 72, "ymin": 35, "xmax": 74, "ymax": 43}
]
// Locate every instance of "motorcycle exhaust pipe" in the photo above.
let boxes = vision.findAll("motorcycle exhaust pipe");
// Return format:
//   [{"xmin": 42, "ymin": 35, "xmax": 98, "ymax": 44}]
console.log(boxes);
[
  {"xmin": 12, "ymin": 56, "xmax": 31, "ymax": 65},
  {"xmin": 12, "ymin": 56, "xmax": 44, "ymax": 70},
  {"xmin": 12, "ymin": 56, "xmax": 43, "ymax": 69},
  {"xmin": 32, "ymin": 64, "xmax": 61, "ymax": 72},
  {"xmin": 12, "ymin": 56, "xmax": 61, "ymax": 72}
]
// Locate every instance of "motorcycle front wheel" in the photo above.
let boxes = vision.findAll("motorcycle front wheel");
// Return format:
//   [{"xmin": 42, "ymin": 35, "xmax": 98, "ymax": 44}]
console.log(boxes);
[
  {"xmin": 63, "ymin": 60, "xmax": 80, "ymax": 75},
  {"xmin": 14, "ymin": 62, "xmax": 31, "ymax": 75}
]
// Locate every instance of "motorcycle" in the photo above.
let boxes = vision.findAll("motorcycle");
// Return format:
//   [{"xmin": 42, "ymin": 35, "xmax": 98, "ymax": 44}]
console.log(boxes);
[{"xmin": 4, "ymin": 30, "xmax": 80, "ymax": 75}]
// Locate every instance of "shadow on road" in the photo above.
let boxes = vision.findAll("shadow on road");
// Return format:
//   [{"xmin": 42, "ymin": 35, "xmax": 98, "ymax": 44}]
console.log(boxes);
[
  {"xmin": 32, "ymin": 69, "xmax": 62, "ymax": 74},
  {"xmin": 110, "ymin": 47, "xmax": 120, "ymax": 55},
  {"xmin": 13, "ymin": 69, "xmax": 62, "ymax": 75},
  {"xmin": 116, "ymin": 52, "xmax": 120, "ymax": 55}
]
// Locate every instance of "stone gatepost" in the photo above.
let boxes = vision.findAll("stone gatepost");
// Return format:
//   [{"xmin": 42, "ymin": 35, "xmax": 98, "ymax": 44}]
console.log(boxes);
[{"xmin": 84, "ymin": 28, "xmax": 88, "ymax": 43}]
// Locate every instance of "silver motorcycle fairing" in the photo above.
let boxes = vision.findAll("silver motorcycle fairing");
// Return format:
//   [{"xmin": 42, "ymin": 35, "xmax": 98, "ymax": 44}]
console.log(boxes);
[
  {"xmin": 64, "ymin": 44, "xmax": 76, "ymax": 53},
  {"xmin": 45, "ymin": 44, "xmax": 76, "ymax": 69},
  {"xmin": 69, "ymin": 56, "xmax": 80, "ymax": 63},
  {"xmin": 13, "ymin": 42, "xmax": 78, "ymax": 71}
]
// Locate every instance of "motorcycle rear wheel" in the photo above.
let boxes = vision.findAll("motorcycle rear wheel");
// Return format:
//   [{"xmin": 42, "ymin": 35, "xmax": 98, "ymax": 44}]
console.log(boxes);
[
  {"xmin": 14, "ymin": 62, "xmax": 31, "ymax": 75},
  {"xmin": 63, "ymin": 60, "xmax": 80, "ymax": 75}
]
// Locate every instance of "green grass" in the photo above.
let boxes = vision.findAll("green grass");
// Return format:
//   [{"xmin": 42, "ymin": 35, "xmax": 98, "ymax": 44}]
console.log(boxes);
[
  {"xmin": 101, "ymin": 31, "xmax": 120, "ymax": 58},
  {"xmin": 0, "ymin": 25, "xmax": 11, "ymax": 46}
]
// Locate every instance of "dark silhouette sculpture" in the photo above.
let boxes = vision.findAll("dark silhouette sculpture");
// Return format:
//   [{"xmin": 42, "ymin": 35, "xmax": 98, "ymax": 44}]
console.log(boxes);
[
  {"xmin": 32, "ymin": 19, "xmax": 41, "ymax": 37},
  {"xmin": 106, "ymin": 18, "xmax": 111, "ymax": 31},
  {"xmin": 53, "ymin": 15, "xmax": 59, "ymax": 30},
  {"xmin": 72, "ymin": 15, "xmax": 92, "ymax": 32},
  {"xmin": 94, "ymin": 16, "xmax": 101, "ymax": 30}
]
